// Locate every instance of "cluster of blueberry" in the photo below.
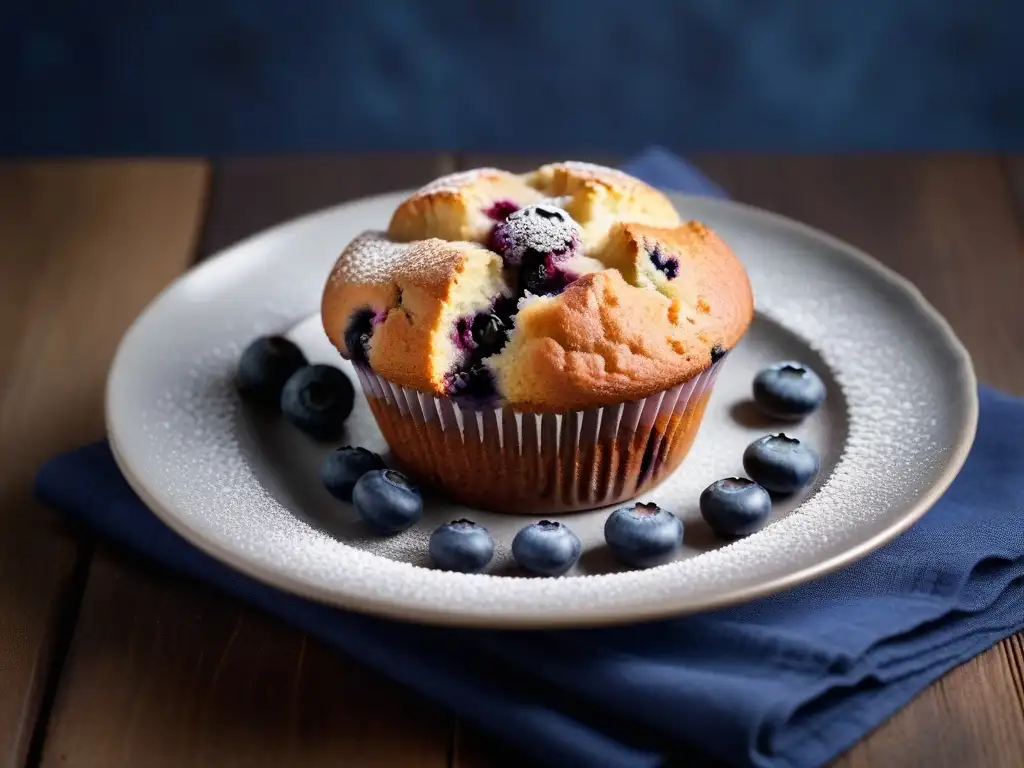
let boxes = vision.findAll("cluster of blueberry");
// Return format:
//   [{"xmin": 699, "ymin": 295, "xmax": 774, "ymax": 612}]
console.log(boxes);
[
  {"xmin": 235, "ymin": 334, "xmax": 430, "ymax": 542},
  {"xmin": 444, "ymin": 203, "xmax": 585, "ymax": 401},
  {"xmin": 235, "ymin": 335, "xmax": 355, "ymax": 441},
  {"xmin": 324, "ymin": 450, "xmax": 683, "ymax": 577},
  {"xmin": 445, "ymin": 295, "xmax": 518, "ymax": 400},
  {"xmin": 341, "ymin": 204, "xmax": 585, "ymax": 404},
  {"xmin": 699, "ymin": 361, "xmax": 826, "ymax": 537},
  {"xmin": 320, "ymin": 445, "xmax": 583, "ymax": 574},
  {"xmin": 236, "ymin": 333, "xmax": 827, "ymax": 578},
  {"xmin": 323, "ymin": 441, "xmax": 691, "ymax": 574}
]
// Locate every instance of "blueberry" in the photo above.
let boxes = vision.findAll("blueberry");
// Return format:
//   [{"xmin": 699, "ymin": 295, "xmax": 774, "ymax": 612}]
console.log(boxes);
[
  {"xmin": 321, "ymin": 446, "xmax": 386, "ymax": 502},
  {"xmin": 742, "ymin": 434, "xmax": 820, "ymax": 495},
  {"xmin": 519, "ymin": 253, "xmax": 552, "ymax": 295},
  {"xmin": 604, "ymin": 502, "xmax": 684, "ymax": 568},
  {"xmin": 471, "ymin": 311, "xmax": 509, "ymax": 356},
  {"xmin": 452, "ymin": 316, "xmax": 475, "ymax": 351},
  {"xmin": 429, "ymin": 519, "xmax": 495, "ymax": 573},
  {"xmin": 517, "ymin": 251, "xmax": 576, "ymax": 297},
  {"xmin": 343, "ymin": 308, "xmax": 378, "ymax": 366},
  {"xmin": 490, "ymin": 294, "xmax": 519, "ymax": 327},
  {"xmin": 352, "ymin": 469, "xmax": 423, "ymax": 534},
  {"xmin": 752, "ymin": 361, "xmax": 826, "ymax": 421},
  {"xmin": 491, "ymin": 204, "xmax": 581, "ymax": 267},
  {"xmin": 236, "ymin": 335, "xmax": 307, "ymax": 409},
  {"xmin": 511, "ymin": 521, "xmax": 581, "ymax": 576},
  {"xmin": 452, "ymin": 307, "xmax": 512, "ymax": 359},
  {"xmin": 647, "ymin": 244, "xmax": 679, "ymax": 279},
  {"xmin": 446, "ymin": 364, "xmax": 498, "ymax": 402},
  {"xmin": 280, "ymin": 365, "xmax": 355, "ymax": 441},
  {"xmin": 699, "ymin": 478, "xmax": 773, "ymax": 537}
]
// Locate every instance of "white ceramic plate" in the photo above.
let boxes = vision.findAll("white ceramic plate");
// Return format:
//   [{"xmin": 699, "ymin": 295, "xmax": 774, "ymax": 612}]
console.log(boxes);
[{"xmin": 106, "ymin": 191, "xmax": 978, "ymax": 628}]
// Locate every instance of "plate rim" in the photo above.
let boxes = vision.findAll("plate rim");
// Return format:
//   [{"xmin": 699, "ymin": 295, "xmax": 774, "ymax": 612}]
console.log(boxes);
[{"xmin": 104, "ymin": 190, "xmax": 979, "ymax": 629}]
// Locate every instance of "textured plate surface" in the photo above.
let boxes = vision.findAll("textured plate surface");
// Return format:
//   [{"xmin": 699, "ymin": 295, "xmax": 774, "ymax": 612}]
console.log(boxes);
[{"xmin": 106, "ymin": 191, "xmax": 978, "ymax": 628}]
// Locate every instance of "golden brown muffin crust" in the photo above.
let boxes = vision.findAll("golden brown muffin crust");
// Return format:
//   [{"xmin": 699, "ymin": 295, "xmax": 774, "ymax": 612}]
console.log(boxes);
[
  {"xmin": 321, "ymin": 163, "xmax": 754, "ymax": 410},
  {"xmin": 387, "ymin": 162, "xmax": 680, "ymax": 251},
  {"xmin": 387, "ymin": 169, "xmax": 545, "ymax": 244},
  {"xmin": 489, "ymin": 266, "xmax": 749, "ymax": 411},
  {"xmin": 526, "ymin": 161, "xmax": 681, "ymax": 250},
  {"xmin": 321, "ymin": 233, "xmax": 507, "ymax": 391}
]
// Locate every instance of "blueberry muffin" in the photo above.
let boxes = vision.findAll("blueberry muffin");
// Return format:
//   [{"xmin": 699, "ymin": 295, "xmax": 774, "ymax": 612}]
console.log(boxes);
[{"xmin": 322, "ymin": 162, "xmax": 753, "ymax": 513}]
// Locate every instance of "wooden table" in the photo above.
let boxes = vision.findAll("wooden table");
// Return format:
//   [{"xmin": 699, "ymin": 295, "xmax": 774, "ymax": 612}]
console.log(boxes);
[{"xmin": 2, "ymin": 154, "xmax": 1024, "ymax": 768}]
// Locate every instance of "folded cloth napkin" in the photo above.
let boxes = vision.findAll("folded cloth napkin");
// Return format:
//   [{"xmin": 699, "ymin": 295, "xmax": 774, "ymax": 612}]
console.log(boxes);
[{"xmin": 35, "ymin": 150, "xmax": 1024, "ymax": 768}]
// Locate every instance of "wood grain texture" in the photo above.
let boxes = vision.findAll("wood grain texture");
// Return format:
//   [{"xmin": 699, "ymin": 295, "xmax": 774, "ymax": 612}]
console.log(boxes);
[
  {"xmin": 452, "ymin": 154, "xmax": 1024, "ymax": 767},
  {"xmin": 1003, "ymin": 634, "xmax": 1024, "ymax": 712},
  {"xmin": 1005, "ymin": 157, "xmax": 1024, "ymax": 234},
  {"xmin": 199, "ymin": 153, "xmax": 456, "ymax": 255},
  {"xmin": 41, "ymin": 554, "xmax": 450, "ymax": 768},
  {"xmin": 37, "ymin": 155, "xmax": 457, "ymax": 768},
  {"xmin": 0, "ymin": 160, "xmax": 208, "ymax": 767},
  {"xmin": 833, "ymin": 648, "xmax": 1024, "ymax": 768}
]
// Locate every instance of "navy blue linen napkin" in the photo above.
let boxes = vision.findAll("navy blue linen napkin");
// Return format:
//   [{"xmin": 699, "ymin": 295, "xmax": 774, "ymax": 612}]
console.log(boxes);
[{"xmin": 35, "ymin": 150, "xmax": 1024, "ymax": 768}]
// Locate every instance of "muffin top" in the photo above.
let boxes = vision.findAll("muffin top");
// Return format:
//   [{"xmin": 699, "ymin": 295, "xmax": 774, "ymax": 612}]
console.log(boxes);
[{"xmin": 321, "ymin": 162, "xmax": 754, "ymax": 412}]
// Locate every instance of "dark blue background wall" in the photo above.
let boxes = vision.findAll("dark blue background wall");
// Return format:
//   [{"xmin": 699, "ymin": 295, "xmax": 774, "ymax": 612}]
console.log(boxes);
[{"xmin": 4, "ymin": 0, "xmax": 1022, "ymax": 155}]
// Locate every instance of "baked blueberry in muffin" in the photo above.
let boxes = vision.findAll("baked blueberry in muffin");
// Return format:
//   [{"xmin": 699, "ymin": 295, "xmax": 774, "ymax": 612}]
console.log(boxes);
[
  {"xmin": 321, "ymin": 162, "xmax": 754, "ymax": 512},
  {"xmin": 489, "ymin": 203, "xmax": 581, "ymax": 267}
]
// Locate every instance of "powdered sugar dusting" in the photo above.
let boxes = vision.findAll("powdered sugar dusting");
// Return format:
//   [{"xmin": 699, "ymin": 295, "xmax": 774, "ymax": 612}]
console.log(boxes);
[
  {"xmin": 491, "ymin": 205, "xmax": 582, "ymax": 266},
  {"xmin": 329, "ymin": 231, "xmax": 479, "ymax": 287},
  {"xmin": 328, "ymin": 231, "xmax": 410, "ymax": 285}
]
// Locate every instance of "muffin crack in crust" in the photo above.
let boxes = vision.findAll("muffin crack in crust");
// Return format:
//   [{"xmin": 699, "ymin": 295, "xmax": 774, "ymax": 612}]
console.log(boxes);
[{"xmin": 322, "ymin": 162, "xmax": 754, "ymax": 413}]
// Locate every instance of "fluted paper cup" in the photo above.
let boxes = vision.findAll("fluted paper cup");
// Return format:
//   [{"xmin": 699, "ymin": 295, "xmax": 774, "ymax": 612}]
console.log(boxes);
[{"xmin": 353, "ymin": 360, "xmax": 725, "ymax": 514}]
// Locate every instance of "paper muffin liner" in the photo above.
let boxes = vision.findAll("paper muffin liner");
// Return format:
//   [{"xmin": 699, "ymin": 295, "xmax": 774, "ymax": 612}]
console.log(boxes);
[{"xmin": 353, "ymin": 360, "xmax": 725, "ymax": 515}]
